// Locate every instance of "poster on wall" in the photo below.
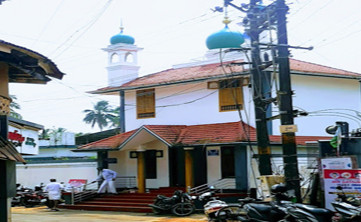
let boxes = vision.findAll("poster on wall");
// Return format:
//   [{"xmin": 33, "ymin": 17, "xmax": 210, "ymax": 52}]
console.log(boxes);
[
  {"xmin": 321, "ymin": 157, "xmax": 354, "ymax": 170},
  {"xmin": 323, "ymin": 169, "xmax": 361, "ymax": 210}
]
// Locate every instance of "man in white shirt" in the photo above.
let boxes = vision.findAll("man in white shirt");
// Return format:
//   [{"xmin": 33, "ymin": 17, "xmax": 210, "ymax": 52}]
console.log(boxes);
[
  {"xmin": 93, "ymin": 167, "xmax": 117, "ymax": 194},
  {"xmin": 44, "ymin": 178, "xmax": 63, "ymax": 211}
]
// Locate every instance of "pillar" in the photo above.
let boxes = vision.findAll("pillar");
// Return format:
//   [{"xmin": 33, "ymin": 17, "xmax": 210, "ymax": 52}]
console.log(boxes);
[
  {"xmin": 137, "ymin": 146, "xmax": 146, "ymax": 193},
  {"xmin": 0, "ymin": 62, "xmax": 12, "ymax": 222},
  {"xmin": 184, "ymin": 147, "xmax": 194, "ymax": 191}
]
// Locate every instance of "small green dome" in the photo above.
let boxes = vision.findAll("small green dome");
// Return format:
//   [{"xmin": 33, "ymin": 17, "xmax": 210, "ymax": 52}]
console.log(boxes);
[
  {"xmin": 110, "ymin": 29, "xmax": 135, "ymax": 45},
  {"xmin": 206, "ymin": 26, "xmax": 244, "ymax": 50}
]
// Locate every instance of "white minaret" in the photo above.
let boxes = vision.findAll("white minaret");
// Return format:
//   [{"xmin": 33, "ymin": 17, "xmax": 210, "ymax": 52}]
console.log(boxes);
[{"xmin": 103, "ymin": 26, "xmax": 143, "ymax": 87}]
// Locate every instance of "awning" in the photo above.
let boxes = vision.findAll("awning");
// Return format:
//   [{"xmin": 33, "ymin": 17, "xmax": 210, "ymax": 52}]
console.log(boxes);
[{"xmin": 0, "ymin": 136, "xmax": 26, "ymax": 163}]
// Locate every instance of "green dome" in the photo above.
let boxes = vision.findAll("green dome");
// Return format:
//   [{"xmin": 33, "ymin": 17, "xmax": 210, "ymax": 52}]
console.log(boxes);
[
  {"xmin": 206, "ymin": 26, "xmax": 244, "ymax": 50},
  {"xmin": 110, "ymin": 30, "xmax": 135, "ymax": 45}
]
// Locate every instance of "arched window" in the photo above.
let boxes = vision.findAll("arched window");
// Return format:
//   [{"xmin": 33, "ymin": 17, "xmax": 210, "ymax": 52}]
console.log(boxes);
[
  {"xmin": 110, "ymin": 53, "xmax": 119, "ymax": 63},
  {"xmin": 125, "ymin": 52, "xmax": 134, "ymax": 63}
]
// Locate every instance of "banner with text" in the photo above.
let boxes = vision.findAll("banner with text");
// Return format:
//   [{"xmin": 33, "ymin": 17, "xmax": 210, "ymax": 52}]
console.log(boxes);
[{"xmin": 323, "ymin": 169, "xmax": 361, "ymax": 210}]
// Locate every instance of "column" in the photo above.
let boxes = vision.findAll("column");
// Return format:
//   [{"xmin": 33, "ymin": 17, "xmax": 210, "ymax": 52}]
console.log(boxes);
[
  {"xmin": 184, "ymin": 147, "xmax": 194, "ymax": 191},
  {"xmin": 0, "ymin": 62, "xmax": 11, "ymax": 222},
  {"xmin": 137, "ymin": 146, "xmax": 146, "ymax": 193}
]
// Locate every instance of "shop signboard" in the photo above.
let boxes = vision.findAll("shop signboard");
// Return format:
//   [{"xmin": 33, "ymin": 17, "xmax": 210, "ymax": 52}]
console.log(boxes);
[{"xmin": 8, "ymin": 125, "xmax": 39, "ymax": 155}]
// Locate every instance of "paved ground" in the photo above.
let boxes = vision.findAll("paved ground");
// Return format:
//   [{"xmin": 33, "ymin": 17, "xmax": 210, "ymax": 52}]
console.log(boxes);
[{"xmin": 11, "ymin": 206, "xmax": 208, "ymax": 222}]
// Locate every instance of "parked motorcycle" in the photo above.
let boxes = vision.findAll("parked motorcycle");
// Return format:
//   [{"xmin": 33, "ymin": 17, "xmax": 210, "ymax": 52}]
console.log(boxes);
[
  {"xmin": 332, "ymin": 186, "xmax": 361, "ymax": 222},
  {"xmin": 148, "ymin": 190, "xmax": 195, "ymax": 216},
  {"xmin": 11, "ymin": 184, "xmax": 49, "ymax": 208},
  {"xmin": 216, "ymin": 183, "xmax": 334, "ymax": 222}
]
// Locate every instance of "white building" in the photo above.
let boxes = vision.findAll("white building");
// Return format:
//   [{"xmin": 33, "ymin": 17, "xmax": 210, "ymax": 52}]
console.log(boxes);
[{"xmin": 76, "ymin": 25, "xmax": 361, "ymax": 195}]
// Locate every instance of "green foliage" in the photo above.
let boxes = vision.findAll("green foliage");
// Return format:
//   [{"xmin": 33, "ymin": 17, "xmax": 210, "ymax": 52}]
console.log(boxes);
[
  {"xmin": 83, "ymin": 100, "xmax": 118, "ymax": 131},
  {"xmin": 9, "ymin": 95, "xmax": 23, "ymax": 119}
]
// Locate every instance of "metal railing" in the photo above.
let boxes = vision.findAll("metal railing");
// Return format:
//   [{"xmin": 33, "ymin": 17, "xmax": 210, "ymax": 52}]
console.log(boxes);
[
  {"xmin": 69, "ymin": 176, "xmax": 137, "ymax": 205},
  {"xmin": 115, "ymin": 176, "xmax": 137, "ymax": 188},
  {"xmin": 70, "ymin": 182, "xmax": 98, "ymax": 205},
  {"xmin": 188, "ymin": 178, "xmax": 236, "ymax": 195}
]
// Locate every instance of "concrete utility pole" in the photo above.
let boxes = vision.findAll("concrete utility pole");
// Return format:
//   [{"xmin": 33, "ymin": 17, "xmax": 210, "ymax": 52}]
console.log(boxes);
[
  {"xmin": 248, "ymin": 0, "xmax": 272, "ymax": 175},
  {"xmin": 276, "ymin": 0, "xmax": 301, "ymax": 202},
  {"xmin": 222, "ymin": 0, "xmax": 274, "ymax": 176},
  {"xmin": 223, "ymin": 0, "xmax": 273, "ymax": 176}
]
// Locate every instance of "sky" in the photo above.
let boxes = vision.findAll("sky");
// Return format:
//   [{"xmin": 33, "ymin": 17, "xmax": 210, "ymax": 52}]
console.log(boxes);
[{"xmin": 0, "ymin": 0, "xmax": 360, "ymax": 134}]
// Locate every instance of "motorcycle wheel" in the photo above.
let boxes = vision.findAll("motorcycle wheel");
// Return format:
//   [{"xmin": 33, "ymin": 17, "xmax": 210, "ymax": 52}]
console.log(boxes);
[
  {"xmin": 151, "ymin": 199, "xmax": 164, "ymax": 215},
  {"xmin": 152, "ymin": 207, "xmax": 163, "ymax": 215},
  {"xmin": 171, "ymin": 202, "xmax": 195, "ymax": 216}
]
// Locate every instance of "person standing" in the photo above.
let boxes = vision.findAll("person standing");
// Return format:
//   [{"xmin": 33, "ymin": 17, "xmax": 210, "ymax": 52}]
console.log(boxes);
[
  {"xmin": 44, "ymin": 178, "xmax": 63, "ymax": 211},
  {"xmin": 93, "ymin": 167, "xmax": 118, "ymax": 194}
]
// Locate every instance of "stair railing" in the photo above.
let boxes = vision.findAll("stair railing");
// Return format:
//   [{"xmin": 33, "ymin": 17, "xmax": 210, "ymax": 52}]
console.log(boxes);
[
  {"xmin": 70, "ymin": 182, "xmax": 98, "ymax": 205},
  {"xmin": 69, "ymin": 176, "xmax": 137, "ymax": 205},
  {"xmin": 188, "ymin": 178, "xmax": 236, "ymax": 195}
]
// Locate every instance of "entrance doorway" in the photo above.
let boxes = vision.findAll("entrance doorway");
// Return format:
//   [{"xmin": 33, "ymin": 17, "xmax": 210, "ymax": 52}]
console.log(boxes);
[{"xmin": 221, "ymin": 146, "xmax": 235, "ymax": 178}]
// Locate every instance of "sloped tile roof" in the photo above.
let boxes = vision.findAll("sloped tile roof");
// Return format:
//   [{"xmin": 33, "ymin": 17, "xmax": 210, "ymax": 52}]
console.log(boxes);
[
  {"xmin": 91, "ymin": 58, "xmax": 361, "ymax": 94},
  {"xmin": 76, "ymin": 121, "xmax": 332, "ymax": 151},
  {"xmin": 174, "ymin": 122, "xmax": 257, "ymax": 145},
  {"xmin": 91, "ymin": 60, "xmax": 246, "ymax": 93},
  {"xmin": 289, "ymin": 59, "xmax": 361, "ymax": 77},
  {"xmin": 77, "ymin": 130, "xmax": 136, "ymax": 151},
  {"xmin": 143, "ymin": 125, "xmax": 187, "ymax": 144},
  {"xmin": 269, "ymin": 135, "xmax": 332, "ymax": 146}
]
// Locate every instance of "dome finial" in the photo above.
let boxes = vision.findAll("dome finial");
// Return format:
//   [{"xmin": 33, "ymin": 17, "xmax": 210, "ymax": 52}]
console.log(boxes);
[
  {"xmin": 222, "ymin": 5, "xmax": 231, "ymax": 27},
  {"xmin": 120, "ymin": 19, "xmax": 124, "ymax": 33}
]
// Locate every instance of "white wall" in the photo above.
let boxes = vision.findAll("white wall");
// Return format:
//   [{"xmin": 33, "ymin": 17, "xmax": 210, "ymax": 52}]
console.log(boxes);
[
  {"xmin": 272, "ymin": 75, "xmax": 361, "ymax": 136},
  {"xmin": 124, "ymin": 82, "xmax": 254, "ymax": 131},
  {"xmin": 16, "ymin": 162, "xmax": 97, "ymax": 188},
  {"xmin": 124, "ymin": 73, "xmax": 361, "ymax": 137},
  {"xmin": 206, "ymin": 146, "xmax": 222, "ymax": 183},
  {"xmin": 108, "ymin": 140, "xmax": 169, "ymax": 189}
]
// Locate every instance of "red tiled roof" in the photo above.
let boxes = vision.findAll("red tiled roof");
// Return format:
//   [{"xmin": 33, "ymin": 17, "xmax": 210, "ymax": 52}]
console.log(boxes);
[
  {"xmin": 175, "ymin": 122, "xmax": 257, "ymax": 145},
  {"xmin": 289, "ymin": 59, "xmax": 361, "ymax": 77},
  {"xmin": 91, "ymin": 58, "xmax": 361, "ymax": 94},
  {"xmin": 92, "ymin": 60, "xmax": 245, "ymax": 93},
  {"xmin": 77, "ymin": 122, "xmax": 332, "ymax": 151},
  {"xmin": 77, "ymin": 130, "xmax": 136, "ymax": 150},
  {"xmin": 269, "ymin": 135, "xmax": 332, "ymax": 146},
  {"xmin": 143, "ymin": 125, "xmax": 187, "ymax": 144}
]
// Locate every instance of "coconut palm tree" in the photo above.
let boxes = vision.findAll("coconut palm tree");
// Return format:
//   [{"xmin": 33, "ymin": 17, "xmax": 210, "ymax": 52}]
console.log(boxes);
[
  {"xmin": 50, "ymin": 127, "xmax": 67, "ymax": 145},
  {"xmin": 108, "ymin": 106, "xmax": 120, "ymax": 128},
  {"xmin": 9, "ymin": 95, "xmax": 22, "ymax": 119},
  {"xmin": 83, "ymin": 101, "xmax": 117, "ymax": 131}
]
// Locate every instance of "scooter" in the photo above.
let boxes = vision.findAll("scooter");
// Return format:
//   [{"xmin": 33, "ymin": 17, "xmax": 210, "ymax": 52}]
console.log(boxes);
[
  {"xmin": 216, "ymin": 183, "xmax": 334, "ymax": 222},
  {"xmin": 197, "ymin": 189, "xmax": 230, "ymax": 221},
  {"xmin": 148, "ymin": 190, "xmax": 195, "ymax": 216}
]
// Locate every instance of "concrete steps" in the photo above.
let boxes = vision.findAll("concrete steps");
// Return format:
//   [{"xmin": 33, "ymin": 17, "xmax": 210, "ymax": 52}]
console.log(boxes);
[
  {"xmin": 59, "ymin": 187, "xmax": 184, "ymax": 213},
  {"xmin": 59, "ymin": 187, "xmax": 247, "ymax": 213}
]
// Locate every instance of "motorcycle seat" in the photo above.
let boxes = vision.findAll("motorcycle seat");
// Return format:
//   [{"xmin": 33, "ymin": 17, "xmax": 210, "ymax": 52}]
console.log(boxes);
[
  {"xmin": 157, "ymin": 195, "xmax": 169, "ymax": 200},
  {"xmin": 294, "ymin": 203, "xmax": 332, "ymax": 215},
  {"xmin": 247, "ymin": 203, "xmax": 273, "ymax": 213}
]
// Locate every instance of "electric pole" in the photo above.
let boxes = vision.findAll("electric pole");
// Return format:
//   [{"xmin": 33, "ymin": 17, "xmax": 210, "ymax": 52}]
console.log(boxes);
[
  {"xmin": 248, "ymin": 0, "xmax": 272, "ymax": 175},
  {"xmin": 276, "ymin": 0, "xmax": 301, "ymax": 202},
  {"xmin": 223, "ymin": 0, "xmax": 273, "ymax": 175}
]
